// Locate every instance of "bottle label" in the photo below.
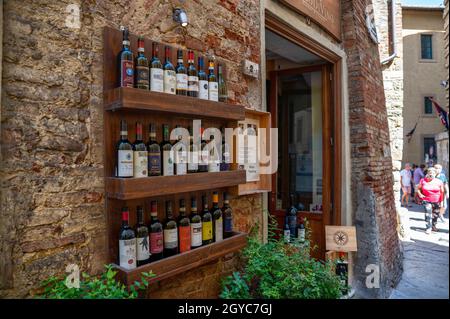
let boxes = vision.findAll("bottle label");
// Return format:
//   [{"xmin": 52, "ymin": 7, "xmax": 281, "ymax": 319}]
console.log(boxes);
[
  {"xmin": 150, "ymin": 68, "xmax": 164, "ymax": 92},
  {"xmin": 133, "ymin": 151, "xmax": 148, "ymax": 177},
  {"xmin": 136, "ymin": 236, "xmax": 150, "ymax": 261},
  {"xmin": 136, "ymin": 65, "xmax": 149, "ymax": 88},
  {"xmin": 176, "ymin": 73, "xmax": 188, "ymax": 90},
  {"xmin": 208, "ymin": 162, "xmax": 220, "ymax": 172},
  {"xmin": 148, "ymin": 152, "xmax": 161, "ymax": 175},
  {"xmin": 215, "ymin": 217, "xmax": 223, "ymax": 242},
  {"xmin": 298, "ymin": 229, "xmax": 305, "ymax": 242},
  {"xmin": 176, "ymin": 150, "xmax": 187, "ymax": 175},
  {"xmin": 188, "ymin": 76, "xmax": 199, "ymax": 93},
  {"xmin": 121, "ymin": 60, "xmax": 134, "ymax": 88},
  {"xmin": 200, "ymin": 150, "xmax": 209, "ymax": 165},
  {"xmin": 188, "ymin": 150, "xmax": 199, "ymax": 171},
  {"xmin": 118, "ymin": 150, "xmax": 133, "ymax": 177},
  {"xmin": 224, "ymin": 217, "xmax": 233, "ymax": 233},
  {"xmin": 164, "ymin": 228, "xmax": 178, "ymax": 249},
  {"xmin": 119, "ymin": 238, "xmax": 136, "ymax": 269},
  {"xmin": 179, "ymin": 225, "xmax": 191, "ymax": 253},
  {"xmin": 150, "ymin": 232, "xmax": 163, "ymax": 254},
  {"xmin": 164, "ymin": 70, "xmax": 176, "ymax": 94},
  {"xmin": 223, "ymin": 151, "xmax": 231, "ymax": 163},
  {"xmin": 191, "ymin": 222, "xmax": 202, "ymax": 247},
  {"xmin": 163, "ymin": 150, "xmax": 174, "ymax": 176},
  {"xmin": 202, "ymin": 221, "xmax": 213, "ymax": 241},
  {"xmin": 199, "ymin": 80, "xmax": 209, "ymax": 100},
  {"xmin": 208, "ymin": 81, "xmax": 218, "ymax": 101}
]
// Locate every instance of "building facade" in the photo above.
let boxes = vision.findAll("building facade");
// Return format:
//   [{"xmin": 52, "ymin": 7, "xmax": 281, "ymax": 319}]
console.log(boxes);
[
  {"xmin": 0, "ymin": 0, "xmax": 402, "ymax": 299},
  {"xmin": 402, "ymin": 6, "xmax": 446, "ymax": 167}
]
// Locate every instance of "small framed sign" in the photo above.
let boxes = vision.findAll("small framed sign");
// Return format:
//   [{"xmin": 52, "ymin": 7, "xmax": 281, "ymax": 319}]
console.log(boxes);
[{"xmin": 325, "ymin": 226, "xmax": 357, "ymax": 252}]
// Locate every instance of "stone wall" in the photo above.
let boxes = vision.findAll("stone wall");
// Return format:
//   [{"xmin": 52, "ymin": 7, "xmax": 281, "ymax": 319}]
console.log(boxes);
[
  {"xmin": 0, "ymin": 0, "xmax": 262, "ymax": 298},
  {"xmin": 373, "ymin": 0, "xmax": 404, "ymax": 204},
  {"xmin": 341, "ymin": 0, "xmax": 403, "ymax": 298}
]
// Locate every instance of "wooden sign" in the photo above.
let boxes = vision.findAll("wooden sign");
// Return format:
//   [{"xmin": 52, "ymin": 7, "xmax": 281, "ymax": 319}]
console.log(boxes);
[
  {"xmin": 279, "ymin": 0, "xmax": 341, "ymax": 41},
  {"xmin": 325, "ymin": 226, "xmax": 357, "ymax": 252}
]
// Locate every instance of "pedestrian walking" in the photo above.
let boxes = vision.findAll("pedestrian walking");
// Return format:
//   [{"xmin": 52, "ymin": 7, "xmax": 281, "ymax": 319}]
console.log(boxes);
[
  {"xmin": 416, "ymin": 167, "xmax": 445, "ymax": 234},
  {"xmin": 413, "ymin": 164, "xmax": 425, "ymax": 204},
  {"xmin": 400, "ymin": 163, "xmax": 413, "ymax": 207},
  {"xmin": 434, "ymin": 164, "xmax": 449, "ymax": 223}
]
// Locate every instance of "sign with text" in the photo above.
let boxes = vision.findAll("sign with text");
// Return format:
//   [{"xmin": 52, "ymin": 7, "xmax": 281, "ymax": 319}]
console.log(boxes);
[
  {"xmin": 279, "ymin": 0, "xmax": 341, "ymax": 41},
  {"xmin": 325, "ymin": 226, "xmax": 357, "ymax": 252}
]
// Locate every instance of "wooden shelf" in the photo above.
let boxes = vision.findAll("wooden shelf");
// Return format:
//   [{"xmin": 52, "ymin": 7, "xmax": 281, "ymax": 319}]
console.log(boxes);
[
  {"xmin": 106, "ymin": 170, "xmax": 246, "ymax": 200},
  {"xmin": 104, "ymin": 87, "xmax": 245, "ymax": 121},
  {"xmin": 114, "ymin": 231, "xmax": 247, "ymax": 286}
]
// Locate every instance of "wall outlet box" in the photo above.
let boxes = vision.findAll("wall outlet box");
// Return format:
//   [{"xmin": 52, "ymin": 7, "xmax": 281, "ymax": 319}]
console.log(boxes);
[{"xmin": 243, "ymin": 60, "xmax": 259, "ymax": 78}]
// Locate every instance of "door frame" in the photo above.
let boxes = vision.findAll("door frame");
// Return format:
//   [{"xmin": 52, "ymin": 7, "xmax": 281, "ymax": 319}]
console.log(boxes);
[{"xmin": 266, "ymin": 11, "xmax": 342, "ymax": 227}]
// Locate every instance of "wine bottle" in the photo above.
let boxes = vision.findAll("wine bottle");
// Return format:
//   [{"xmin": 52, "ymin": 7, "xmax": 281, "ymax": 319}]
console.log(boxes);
[
  {"xmin": 208, "ymin": 59, "xmax": 218, "ymax": 101},
  {"xmin": 222, "ymin": 192, "xmax": 233, "ymax": 238},
  {"xmin": 135, "ymin": 36, "xmax": 149, "ymax": 90},
  {"xmin": 286, "ymin": 193, "xmax": 298, "ymax": 239},
  {"xmin": 187, "ymin": 50, "xmax": 199, "ymax": 97},
  {"xmin": 133, "ymin": 122, "xmax": 148, "ymax": 178},
  {"xmin": 163, "ymin": 46, "xmax": 176, "ymax": 94},
  {"xmin": 163, "ymin": 201, "xmax": 178, "ymax": 257},
  {"xmin": 147, "ymin": 123, "xmax": 161, "ymax": 176},
  {"xmin": 175, "ymin": 49, "xmax": 188, "ymax": 96},
  {"xmin": 336, "ymin": 252, "xmax": 349, "ymax": 295},
  {"xmin": 198, "ymin": 127, "xmax": 209, "ymax": 173},
  {"xmin": 297, "ymin": 217, "xmax": 306, "ymax": 243},
  {"xmin": 174, "ymin": 125, "xmax": 187, "ymax": 176},
  {"xmin": 208, "ymin": 134, "xmax": 220, "ymax": 173},
  {"xmin": 187, "ymin": 126, "xmax": 199, "ymax": 173},
  {"xmin": 201, "ymin": 195, "xmax": 213, "ymax": 245},
  {"xmin": 178, "ymin": 199, "xmax": 191, "ymax": 253},
  {"xmin": 161, "ymin": 124, "xmax": 174, "ymax": 176},
  {"xmin": 119, "ymin": 27, "xmax": 134, "ymax": 88},
  {"xmin": 190, "ymin": 198, "xmax": 202, "ymax": 249},
  {"xmin": 150, "ymin": 42, "xmax": 164, "ymax": 92},
  {"xmin": 218, "ymin": 63, "xmax": 228, "ymax": 102},
  {"xmin": 212, "ymin": 192, "xmax": 223, "ymax": 243},
  {"xmin": 119, "ymin": 206, "xmax": 137, "ymax": 270},
  {"xmin": 135, "ymin": 205, "xmax": 150, "ymax": 266},
  {"xmin": 149, "ymin": 201, "xmax": 163, "ymax": 262},
  {"xmin": 283, "ymin": 218, "xmax": 291, "ymax": 243},
  {"xmin": 198, "ymin": 56, "xmax": 209, "ymax": 100},
  {"xmin": 116, "ymin": 120, "xmax": 133, "ymax": 178},
  {"xmin": 220, "ymin": 127, "xmax": 231, "ymax": 171}
]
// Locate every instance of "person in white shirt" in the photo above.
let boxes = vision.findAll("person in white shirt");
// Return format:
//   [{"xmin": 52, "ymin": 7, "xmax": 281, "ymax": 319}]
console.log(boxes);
[{"xmin": 400, "ymin": 163, "xmax": 412, "ymax": 207}]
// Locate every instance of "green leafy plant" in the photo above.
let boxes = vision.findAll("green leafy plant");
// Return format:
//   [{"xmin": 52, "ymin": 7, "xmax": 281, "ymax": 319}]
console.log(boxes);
[
  {"xmin": 220, "ymin": 215, "xmax": 345, "ymax": 299},
  {"xmin": 36, "ymin": 264, "xmax": 155, "ymax": 299}
]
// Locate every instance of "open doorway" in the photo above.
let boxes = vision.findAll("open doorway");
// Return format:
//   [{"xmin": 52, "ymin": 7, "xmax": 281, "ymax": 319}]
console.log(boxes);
[{"xmin": 265, "ymin": 28, "xmax": 337, "ymax": 259}]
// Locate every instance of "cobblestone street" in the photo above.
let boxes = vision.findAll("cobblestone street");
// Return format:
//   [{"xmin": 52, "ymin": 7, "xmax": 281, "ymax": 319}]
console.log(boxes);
[{"xmin": 390, "ymin": 202, "xmax": 449, "ymax": 299}]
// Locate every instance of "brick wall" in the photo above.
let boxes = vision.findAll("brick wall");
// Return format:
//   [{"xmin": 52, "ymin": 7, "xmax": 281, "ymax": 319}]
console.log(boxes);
[
  {"xmin": 341, "ymin": 0, "xmax": 403, "ymax": 298},
  {"xmin": 0, "ymin": 0, "xmax": 262, "ymax": 298}
]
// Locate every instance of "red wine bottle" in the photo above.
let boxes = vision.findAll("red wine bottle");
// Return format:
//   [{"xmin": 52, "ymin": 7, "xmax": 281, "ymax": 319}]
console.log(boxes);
[
  {"xmin": 149, "ymin": 201, "xmax": 163, "ymax": 262},
  {"xmin": 222, "ymin": 192, "xmax": 233, "ymax": 238},
  {"xmin": 135, "ymin": 206, "xmax": 150, "ymax": 266},
  {"xmin": 212, "ymin": 192, "xmax": 223, "ymax": 242},
  {"xmin": 190, "ymin": 198, "xmax": 202, "ymax": 249},
  {"xmin": 163, "ymin": 201, "xmax": 178, "ymax": 257},
  {"xmin": 118, "ymin": 207, "xmax": 136, "ymax": 269},
  {"xmin": 116, "ymin": 120, "xmax": 133, "ymax": 178},
  {"xmin": 133, "ymin": 122, "xmax": 148, "ymax": 178},
  {"xmin": 135, "ymin": 36, "xmax": 149, "ymax": 90},
  {"xmin": 178, "ymin": 199, "xmax": 191, "ymax": 253},
  {"xmin": 119, "ymin": 27, "xmax": 134, "ymax": 88}
]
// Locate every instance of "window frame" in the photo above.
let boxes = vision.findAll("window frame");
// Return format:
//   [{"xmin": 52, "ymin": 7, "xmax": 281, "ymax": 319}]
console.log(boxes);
[
  {"xmin": 423, "ymin": 95, "xmax": 435, "ymax": 116},
  {"xmin": 419, "ymin": 33, "xmax": 435, "ymax": 62}
]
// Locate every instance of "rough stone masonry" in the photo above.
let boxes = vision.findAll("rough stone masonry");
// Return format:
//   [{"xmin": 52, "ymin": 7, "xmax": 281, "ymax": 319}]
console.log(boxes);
[{"xmin": 0, "ymin": 0, "xmax": 402, "ymax": 298}]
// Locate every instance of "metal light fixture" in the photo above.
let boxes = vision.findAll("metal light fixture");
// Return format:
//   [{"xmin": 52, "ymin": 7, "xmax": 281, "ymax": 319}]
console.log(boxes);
[{"xmin": 173, "ymin": 8, "xmax": 188, "ymax": 27}]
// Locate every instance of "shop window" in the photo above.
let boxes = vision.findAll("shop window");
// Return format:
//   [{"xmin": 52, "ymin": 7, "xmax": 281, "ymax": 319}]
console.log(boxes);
[{"xmin": 420, "ymin": 34, "xmax": 433, "ymax": 60}]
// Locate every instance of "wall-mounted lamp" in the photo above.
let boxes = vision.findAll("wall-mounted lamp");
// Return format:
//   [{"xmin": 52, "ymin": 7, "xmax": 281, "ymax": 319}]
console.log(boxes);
[{"xmin": 173, "ymin": 8, "xmax": 189, "ymax": 27}]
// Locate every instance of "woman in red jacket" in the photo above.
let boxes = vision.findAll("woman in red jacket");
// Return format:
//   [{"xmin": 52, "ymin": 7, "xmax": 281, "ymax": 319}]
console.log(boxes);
[{"xmin": 416, "ymin": 167, "xmax": 445, "ymax": 234}]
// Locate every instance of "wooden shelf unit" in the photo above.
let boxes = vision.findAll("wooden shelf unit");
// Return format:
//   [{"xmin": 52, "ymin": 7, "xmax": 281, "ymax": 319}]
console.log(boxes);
[
  {"xmin": 106, "ymin": 170, "xmax": 246, "ymax": 200},
  {"xmin": 114, "ymin": 232, "xmax": 247, "ymax": 286},
  {"xmin": 103, "ymin": 26, "xmax": 248, "ymax": 286}
]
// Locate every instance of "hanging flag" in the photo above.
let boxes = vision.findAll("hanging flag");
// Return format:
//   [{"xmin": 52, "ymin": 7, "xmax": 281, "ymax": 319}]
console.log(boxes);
[
  {"xmin": 406, "ymin": 121, "xmax": 418, "ymax": 143},
  {"xmin": 429, "ymin": 97, "xmax": 449, "ymax": 130}
]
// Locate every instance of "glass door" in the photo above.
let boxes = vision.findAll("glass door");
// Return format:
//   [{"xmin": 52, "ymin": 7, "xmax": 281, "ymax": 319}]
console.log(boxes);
[{"xmin": 269, "ymin": 65, "xmax": 333, "ymax": 259}]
